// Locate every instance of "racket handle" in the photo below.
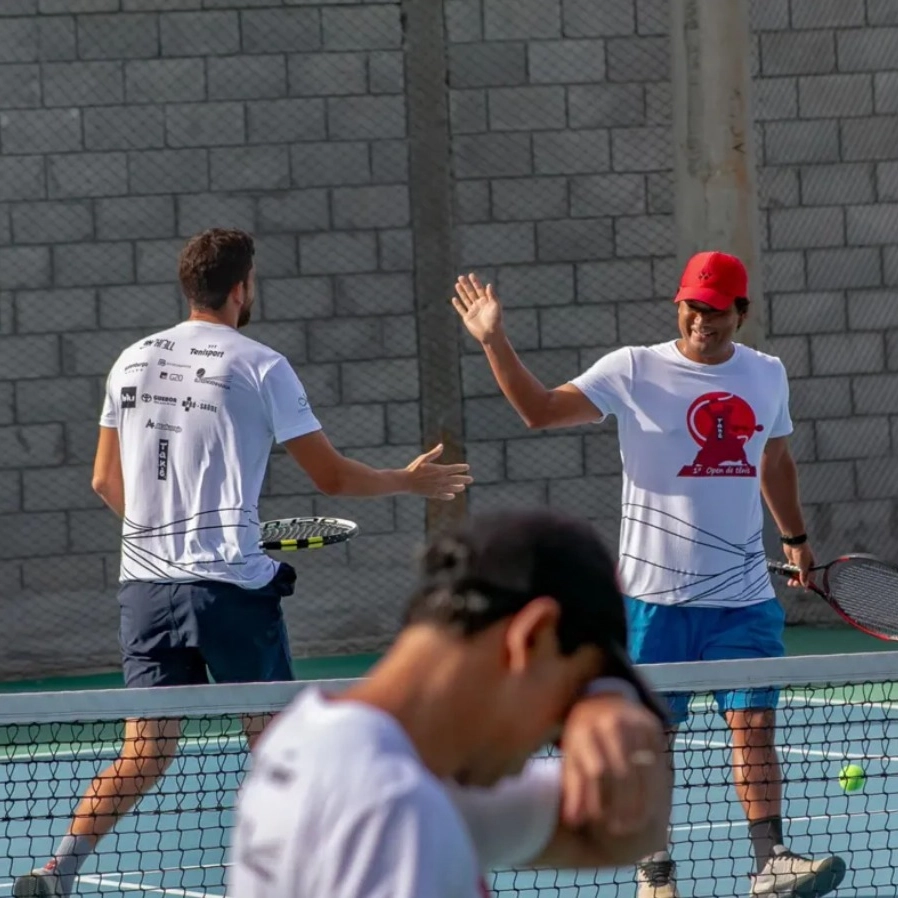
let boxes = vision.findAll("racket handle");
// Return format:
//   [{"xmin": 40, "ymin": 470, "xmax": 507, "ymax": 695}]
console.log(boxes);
[{"xmin": 768, "ymin": 560, "xmax": 801, "ymax": 576}]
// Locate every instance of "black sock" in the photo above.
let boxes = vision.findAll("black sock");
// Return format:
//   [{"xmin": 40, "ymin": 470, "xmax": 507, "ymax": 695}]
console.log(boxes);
[
  {"xmin": 749, "ymin": 816, "xmax": 783, "ymax": 872},
  {"xmin": 638, "ymin": 853, "xmax": 674, "ymax": 884}
]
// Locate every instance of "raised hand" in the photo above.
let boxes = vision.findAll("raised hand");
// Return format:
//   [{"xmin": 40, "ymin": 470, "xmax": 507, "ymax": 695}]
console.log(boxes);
[
  {"xmin": 559, "ymin": 693, "xmax": 670, "ymax": 838},
  {"xmin": 451, "ymin": 273, "xmax": 504, "ymax": 345},
  {"xmin": 405, "ymin": 443, "xmax": 473, "ymax": 500}
]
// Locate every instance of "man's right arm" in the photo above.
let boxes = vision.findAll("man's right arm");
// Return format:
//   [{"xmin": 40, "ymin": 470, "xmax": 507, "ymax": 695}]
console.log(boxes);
[
  {"xmin": 284, "ymin": 432, "xmax": 471, "ymax": 501},
  {"xmin": 452, "ymin": 274, "xmax": 604, "ymax": 429},
  {"xmin": 449, "ymin": 694, "xmax": 671, "ymax": 874},
  {"xmin": 482, "ymin": 332, "xmax": 603, "ymax": 430}
]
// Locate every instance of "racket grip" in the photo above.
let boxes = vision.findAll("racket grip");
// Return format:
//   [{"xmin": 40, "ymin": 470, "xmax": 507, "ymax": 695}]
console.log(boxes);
[{"xmin": 768, "ymin": 560, "xmax": 801, "ymax": 576}]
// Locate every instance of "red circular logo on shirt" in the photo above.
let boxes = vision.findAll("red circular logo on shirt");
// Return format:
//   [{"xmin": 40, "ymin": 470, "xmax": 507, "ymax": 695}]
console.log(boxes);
[
  {"xmin": 686, "ymin": 392, "xmax": 763, "ymax": 446},
  {"xmin": 678, "ymin": 392, "xmax": 764, "ymax": 478}
]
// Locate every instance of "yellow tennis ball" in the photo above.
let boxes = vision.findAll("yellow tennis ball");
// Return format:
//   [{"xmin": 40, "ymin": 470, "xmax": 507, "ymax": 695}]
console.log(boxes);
[{"xmin": 838, "ymin": 763, "xmax": 866, "ymax": 793}]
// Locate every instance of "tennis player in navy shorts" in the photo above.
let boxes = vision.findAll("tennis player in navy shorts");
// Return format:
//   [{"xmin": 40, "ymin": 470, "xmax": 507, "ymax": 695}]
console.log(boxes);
[
  {"xmin": 451, "ymin": 252, "xmax": 846, "ymax": 898},
  {"xmin": 13, "ymin": 228, "xmax": 471, "ymax": 898}
]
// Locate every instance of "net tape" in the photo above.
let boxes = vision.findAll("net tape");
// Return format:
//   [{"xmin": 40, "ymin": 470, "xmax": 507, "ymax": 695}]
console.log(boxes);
[{"xmin": 2, "ymin": 652, "xmax": 898, "ymax": 898}]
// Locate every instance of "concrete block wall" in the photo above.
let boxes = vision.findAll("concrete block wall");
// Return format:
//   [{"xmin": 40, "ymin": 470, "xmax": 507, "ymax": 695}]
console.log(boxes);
[
  {"xmin": 1, "ymin": 0, "xmax": 897, "ymax": 678},
  {"xmin": 447, "ymin": 0, "xmax": 674, "ymax": 559},
  {"xmin": 752, "ymin": 4, "xmax": 898, "ymax": 591}
]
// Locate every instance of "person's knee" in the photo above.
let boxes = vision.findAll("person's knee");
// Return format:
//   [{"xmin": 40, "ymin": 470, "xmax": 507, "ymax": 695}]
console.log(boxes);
[
  {"xmin": 725, "ymin": 708, "xmax": 776, "ymax": 747},
  {"xmin": 119, "ymin": 719, "xmax": 182, "ymax": 779}
]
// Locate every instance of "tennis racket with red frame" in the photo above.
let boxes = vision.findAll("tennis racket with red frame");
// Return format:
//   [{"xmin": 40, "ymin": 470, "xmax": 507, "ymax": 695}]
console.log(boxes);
[{"xmin": 768, "ymin": 553, "xmax": 898, "ymax": 641}]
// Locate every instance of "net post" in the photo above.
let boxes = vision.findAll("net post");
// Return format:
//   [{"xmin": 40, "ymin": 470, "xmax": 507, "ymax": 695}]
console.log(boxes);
[
  {"xmin": 670, "ymin": 0, "xmax": 765, "ymax": 351},
  {"xmin": 401, "ymin": 0, "xmax": 468, "ymax": 536}
]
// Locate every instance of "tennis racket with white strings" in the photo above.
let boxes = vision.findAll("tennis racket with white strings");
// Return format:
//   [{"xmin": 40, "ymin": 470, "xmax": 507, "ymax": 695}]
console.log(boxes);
[
  {"xmin": 259, "ymin": 516, "xmax": 359, "ymax": 552},
  {"xmin": 768, "ymin": 553, "xmax": 898, "ymax": 641}
]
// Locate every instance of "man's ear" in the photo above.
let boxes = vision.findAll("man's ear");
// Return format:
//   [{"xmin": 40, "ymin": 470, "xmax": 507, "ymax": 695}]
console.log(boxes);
[{"xmin": 504, "ymin": 597, "xmax": 561, "ymax": 675}]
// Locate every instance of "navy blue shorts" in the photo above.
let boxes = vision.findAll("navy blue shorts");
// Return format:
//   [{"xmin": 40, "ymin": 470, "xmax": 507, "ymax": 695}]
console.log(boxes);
[{"xmin": 118, "ymin": 563, "xmax": 296, "ymax": 688}]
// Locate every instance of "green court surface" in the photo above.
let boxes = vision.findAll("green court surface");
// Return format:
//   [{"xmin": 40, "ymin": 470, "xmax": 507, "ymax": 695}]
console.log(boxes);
[{"xmin": 1, "ymin": 626, "xmax": 893, "ymax": 696}]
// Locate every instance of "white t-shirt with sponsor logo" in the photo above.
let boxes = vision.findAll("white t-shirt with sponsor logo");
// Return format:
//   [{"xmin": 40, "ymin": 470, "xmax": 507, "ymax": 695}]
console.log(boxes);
[
  {"xmin": 227, "ymin": 688, "xmax": 559, "ymax": 898},
  {"xmin": 570, "ymin": 341, "xmax": 793, "ymax": 607},
  {"xmin": 100, "ymin": 320, "xmax": 321, "ymax": 588}
]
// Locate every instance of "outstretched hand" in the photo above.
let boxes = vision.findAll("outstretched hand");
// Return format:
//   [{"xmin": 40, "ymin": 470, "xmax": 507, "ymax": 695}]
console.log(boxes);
[
  {"xmin": 451, "ymin": 273, "xmax": 504, "ymax": 346},
  {"xmin": 405, "ymin": 443, "xmax": 473, "ymax": 500}
]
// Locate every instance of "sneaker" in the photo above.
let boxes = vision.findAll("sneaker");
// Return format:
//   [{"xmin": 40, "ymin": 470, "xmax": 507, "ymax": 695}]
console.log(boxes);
[
  {"xmin": 749, "ymin": 845, "xmax": 847, "ymax": 898},
  {"xmin": 12, "ymin": 868, "xmax": 64, "ymax": 898},
  {"xmin": 637, "ymin": 854, "xmax": 681, "ymax": 898}
]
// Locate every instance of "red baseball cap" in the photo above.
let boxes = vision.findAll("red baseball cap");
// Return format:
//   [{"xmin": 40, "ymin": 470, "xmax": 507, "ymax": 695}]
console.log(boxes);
[{"xmin": 673, "ymin": 251, "xmax": 748, "ymax": 310}]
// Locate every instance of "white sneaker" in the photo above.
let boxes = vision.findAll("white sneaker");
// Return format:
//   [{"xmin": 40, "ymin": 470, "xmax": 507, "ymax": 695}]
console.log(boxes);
[
  {"xmin": 12, "ymin": 868, "xmax": 64, "ymax": 898},
  {"xmin": 637, "ymin": 854, "xmax": 681, "ymax": 898},
  {"xmin": 749, "ymin": 845, "xmax": 847, "ymax": 898}
]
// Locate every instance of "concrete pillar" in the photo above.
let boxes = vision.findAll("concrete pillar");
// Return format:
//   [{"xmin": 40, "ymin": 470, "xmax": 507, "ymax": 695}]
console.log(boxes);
[
  {"xmin": 671, "ymin": 0, "xmax": 765, "ymax": 349},
  {"xmin": 402, "ymin": 0, "xmax": 467, "ymax": 534}
]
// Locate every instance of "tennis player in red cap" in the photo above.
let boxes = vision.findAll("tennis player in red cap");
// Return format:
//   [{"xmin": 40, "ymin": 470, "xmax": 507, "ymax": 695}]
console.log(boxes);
[{"xmin": 451, "ymin": 252, "xmax": 846, "ymax": 898}]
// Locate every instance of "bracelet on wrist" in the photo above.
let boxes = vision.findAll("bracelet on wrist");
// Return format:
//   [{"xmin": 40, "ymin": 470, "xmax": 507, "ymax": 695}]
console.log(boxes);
[{"xmin": 780, "ymin": 533, "xmax": 808, "ymax": 547}]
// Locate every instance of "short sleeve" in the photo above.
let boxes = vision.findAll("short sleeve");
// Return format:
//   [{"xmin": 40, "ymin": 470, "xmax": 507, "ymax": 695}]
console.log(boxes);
[
  {"xmin": 568, "ymin": 347, "xmax": 633, "ymax": 421},
  {"xmin": 260, "ymin": 356, "xmax": 322, "ymax": 444},
  {"xmin": 769, "ymin": 362, "xmax": 793, "ymax": 439},
  {"xmin": 446, "ymin": 757, "xmax": 561, "ymax": 870},
  {"xmin": 99, "ymin": 371, "xmax": 118, "ymax": 429}
]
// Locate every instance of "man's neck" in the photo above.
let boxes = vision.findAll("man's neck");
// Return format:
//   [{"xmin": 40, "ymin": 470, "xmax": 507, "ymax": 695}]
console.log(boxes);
[
  {"xmin": 675, "ymin": 338, "xmax": 737, "ymax": 365},
  {"xmin": 187, "ymin": 309, "xmax": 236, "ymax": 329},
  {"xmin": 340, "ymin": 629, "xmax": 486, "ymax": 780}
]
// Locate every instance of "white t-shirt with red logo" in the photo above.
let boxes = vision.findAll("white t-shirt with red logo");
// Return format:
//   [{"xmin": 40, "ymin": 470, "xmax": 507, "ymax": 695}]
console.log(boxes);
[
  {"xmin": 227, "ymin": 689, "xmax": 559, "ymax": 898},
  {"xmin": 100, "ymin": 320, "xmax": 321, "ymax": 588},
  {"xmin": 570, "ymin": 341, "xmax": 792, "ymax": 607}
]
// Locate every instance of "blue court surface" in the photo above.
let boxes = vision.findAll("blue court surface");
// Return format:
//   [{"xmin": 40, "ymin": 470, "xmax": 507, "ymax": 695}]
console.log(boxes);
[{"xmin": 2, "ymin": 691, "xmax": 896, "ymax": 898}]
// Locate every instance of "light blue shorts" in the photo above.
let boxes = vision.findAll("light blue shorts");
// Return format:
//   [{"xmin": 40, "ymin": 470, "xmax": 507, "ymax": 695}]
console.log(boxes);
[{"xmin": 625, "ymin": 597, "xmax": 785, "ymax": 726}]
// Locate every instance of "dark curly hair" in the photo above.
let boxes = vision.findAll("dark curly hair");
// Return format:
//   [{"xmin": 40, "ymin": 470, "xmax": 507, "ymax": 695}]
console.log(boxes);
[{"xmin": 178, "ymin": 228, "xmax": 255, "ymax": 311}]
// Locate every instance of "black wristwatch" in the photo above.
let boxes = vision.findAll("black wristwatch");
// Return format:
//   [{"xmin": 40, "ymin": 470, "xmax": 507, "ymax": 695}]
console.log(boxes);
[{"xmin": 780, "ymin": 533, "xmax": 808, "ymax": 547}]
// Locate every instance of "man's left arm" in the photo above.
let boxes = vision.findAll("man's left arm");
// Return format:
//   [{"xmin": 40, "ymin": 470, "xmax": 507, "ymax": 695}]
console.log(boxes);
[
  {"xmin": 448, "ymin": 692, "xmax": 671, "ymax": 872},
  {"xmin": 761, "ymin": 436, "xmax": 814, "ymax": 586},
  {"xmin": 92, "ymin": 425, "xmax": 125, "ymax": 518}
]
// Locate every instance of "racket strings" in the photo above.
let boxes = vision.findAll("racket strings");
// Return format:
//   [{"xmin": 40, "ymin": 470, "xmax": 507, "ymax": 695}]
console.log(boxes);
[
  {"xmin": 262, "ymin": 519, "xmax": 353, "ymax": 542},
  {"xmin": 828, "ymin": 560, "xmax": 898, "ymax": 637}
]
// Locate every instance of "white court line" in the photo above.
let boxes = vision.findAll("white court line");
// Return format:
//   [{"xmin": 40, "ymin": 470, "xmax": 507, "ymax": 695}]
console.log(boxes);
[
  {"xmin": 675, "ymin": 733, "xmax": 898, "ymax": 764},
  {"xmin": 802, "ymin": 696, "xmax": 898, "ymax": 712},
  {"xmin": 669, "ymin": 806, "xmax": 895, "ymax": 836},
  {"xmin": 10, "ymin": 727, "xmax": 897, "ymax": 765},
  {"xmin": 0, "ymin": 870, "xmax": 227, "ymax": 898},
  {"xmin": 686, "ymin": 695, "xmax": 898, "ymax": 714},
  {"xmin": 117, "ymin": 865, "xmax": 229, "ymax": 879},
  {"xmin": 4, "ymin": 736, "xmax": 245, "ymax": 763},
  {"xmin": 78, "ymin": 873, "xmax": 220, "ymax": 898},
  {"xmin": 9, "ymin": 727, "xmax": 896, "ymax": 767}
]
